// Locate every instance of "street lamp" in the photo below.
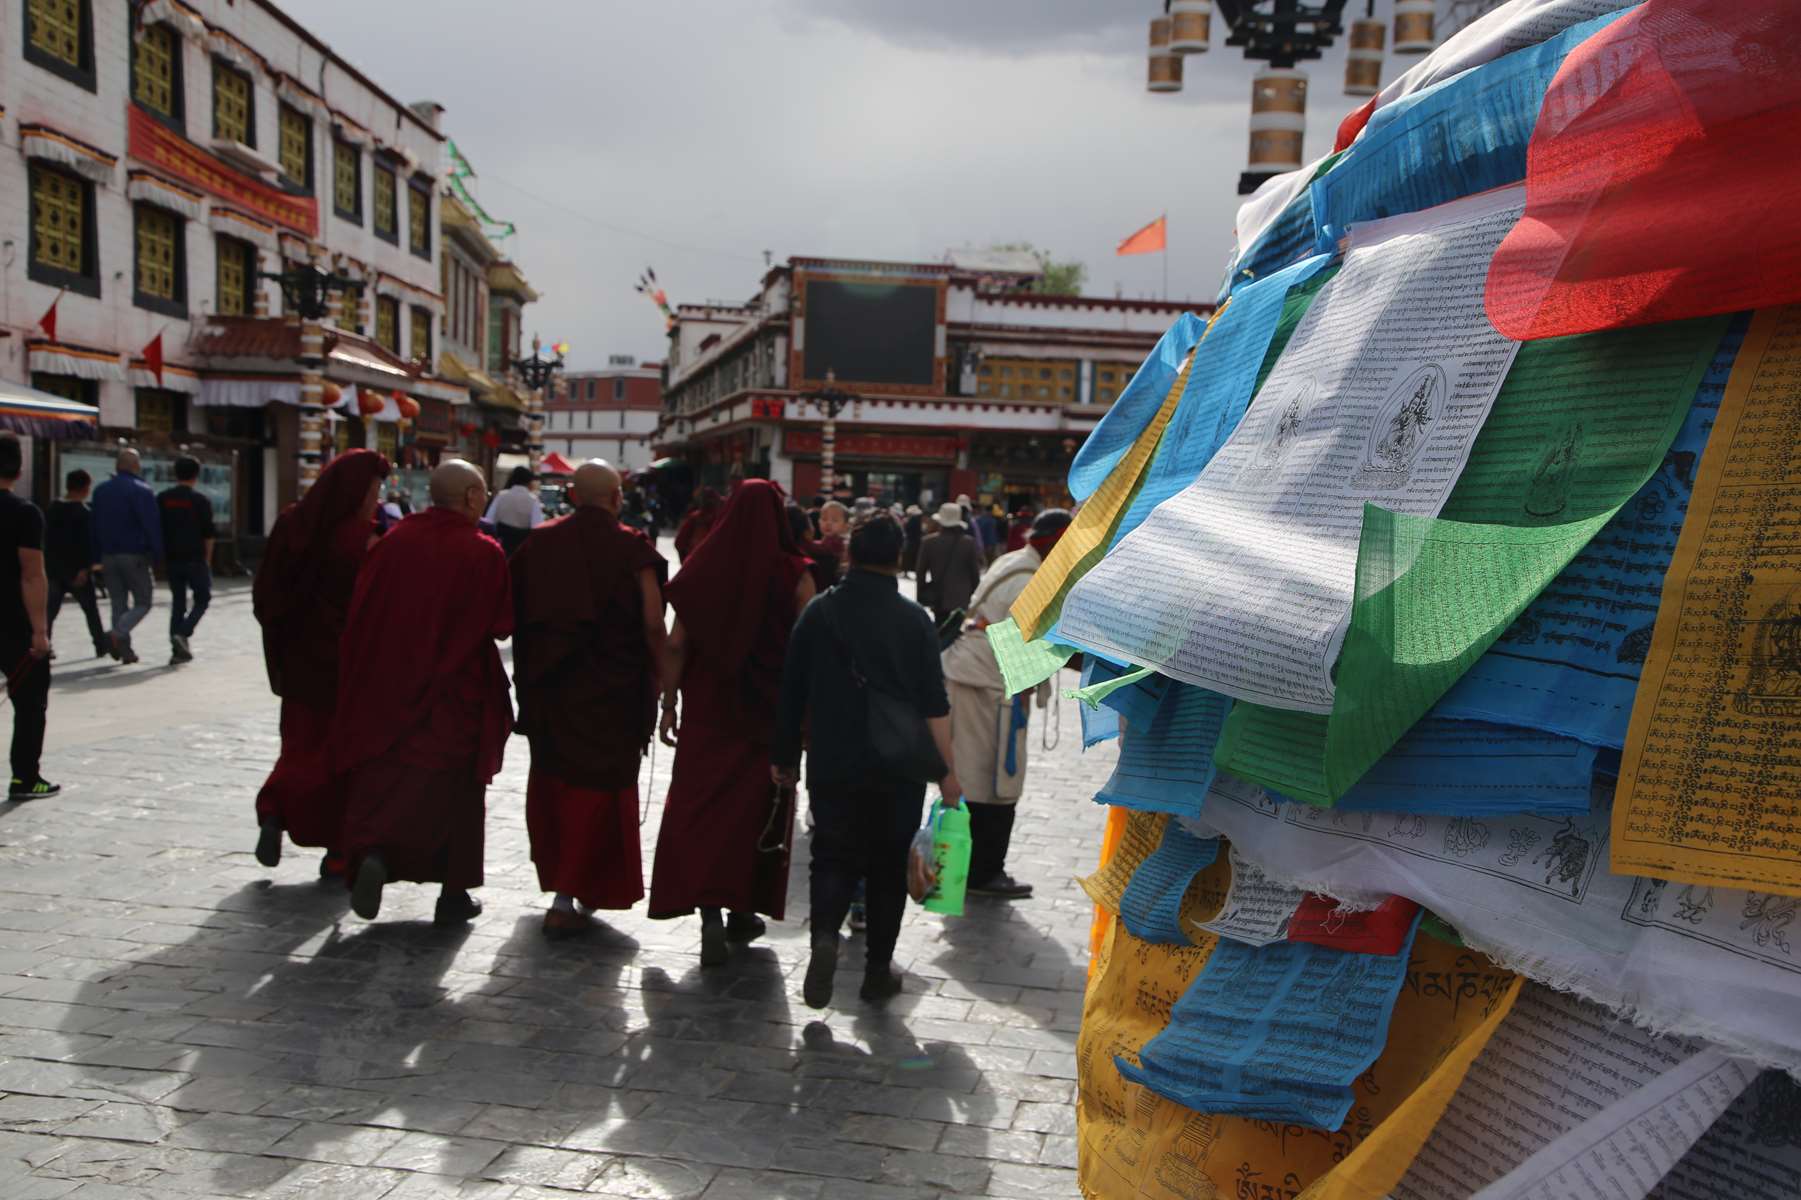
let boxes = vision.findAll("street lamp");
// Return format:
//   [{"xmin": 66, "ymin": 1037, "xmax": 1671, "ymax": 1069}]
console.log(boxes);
[
  {"xmin": 513, "ymin": 334, "xmax": 565, "ymax": 473},
  {"xmin": 800, "ymin": 368, "xmax": 859, "ymax": 501},
  {"xmin": 259, "ymin": 263, "xmax": 360, "ymax": 321}
]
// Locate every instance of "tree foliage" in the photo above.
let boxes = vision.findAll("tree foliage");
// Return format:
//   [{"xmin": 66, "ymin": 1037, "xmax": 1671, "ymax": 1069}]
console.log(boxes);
[{"xmin": 991, "ymin": 242, "xmax": 1088, "ymax": 296}]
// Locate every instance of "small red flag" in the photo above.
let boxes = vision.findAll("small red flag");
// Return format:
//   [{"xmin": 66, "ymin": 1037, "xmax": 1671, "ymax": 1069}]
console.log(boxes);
[
  {"xmin": 140, "ymin": 332, "xmax": 164, "ymax": 387},
  {"xmin": 1116, "ymin": 216, "xmax": 1168, "ymax": 257},
  {"xmin": 37, "ymin": 292, "xmax": 61, "ymax": 341}
]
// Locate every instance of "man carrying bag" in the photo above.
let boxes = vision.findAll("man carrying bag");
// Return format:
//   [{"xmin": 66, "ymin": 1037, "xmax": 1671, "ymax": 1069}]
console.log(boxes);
[{"xmin": 774, "ymin": 512, "xmax": 962, "ymax": 1010}]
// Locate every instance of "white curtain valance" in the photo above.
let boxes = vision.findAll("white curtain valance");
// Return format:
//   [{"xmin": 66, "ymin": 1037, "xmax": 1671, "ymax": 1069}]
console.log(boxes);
[
  {"xmin": 20, "ymin": 126, "xmax": 116, "ymax": 185},
  {"xmin": 136, "ymin": 0, "xmax": 206, "ymax": 40},
  {"xmin": 210, "ymin": 208, "xmax": 279, "ymax": 254},
  {"xmin": 28, "ymin": 343, "xmax": 126, "ymax": 382},
  {"xmin": 128, "ymin": 364, "xmax": 201, "ymax": 395},
  {"xmin": 196, "ymin": 377, "xmax": 301, "ymax": 409},
  {"xmin": 127, "ymin": 172, "xmax": 204, "ymax": 220}
]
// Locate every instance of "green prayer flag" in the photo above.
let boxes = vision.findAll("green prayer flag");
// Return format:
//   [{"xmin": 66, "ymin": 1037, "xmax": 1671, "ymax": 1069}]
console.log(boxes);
[
  {"xmin": 1067, "ymin": 665, "xmax": 1156, "ymax": 711},
  {"xmin": 987, "ymin": 618, "xmax": 1076, "ymax": 695}
]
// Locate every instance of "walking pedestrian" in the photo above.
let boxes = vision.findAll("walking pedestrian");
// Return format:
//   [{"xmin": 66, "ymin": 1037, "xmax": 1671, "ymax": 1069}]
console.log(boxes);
[
  {"xmin": 915, "ymin": 502, "xmax": 984, "ymax": 632},
  {"xmin": 673, "ymin": 486, "xmax": 722, "ymax": 562},
  {"xmin": 773, "ymin": 511, "xmax": 962, "ymax": 1007},
  {"xmin": 788, "ymin": 502, "xmax": 837, "ymax": 595},
  {"xmin": 511, "ymin": 461, "xmax": 667, "ymax": 938},
  {"xmin": 157, "ymin": 455, "xmax": 214, "ymax": 664},
  {"xmin": 484, "ymin": 465, "xmax": 543, "ymax": 555},
  {"xmin": 44, "ymin": 469, "xmax": 107, "ymax": 659},
  {"xmin": 651, "ymin": 479, "xmax": 815, "ymax": 965},
  {"xmin": 0, "ymin": 435, "xmax": 56, "ymax": 800},
  {"xmin": 817, "ymin": 500, "xmax": 850, "ymax": 576},
  {"xmin": 252, "ymin": 449, "xmax": 390, "ymax": 877},
  {"xmin": 942, "ymin": 508, "xmax": 1071, "ymax": 899},
  {"xmin": 90, "ymin": 448, "xmax": 160, "ymax": 664},
  {"xmin": 338, "ymin": 460, "xmax": 514, "ymax": 926}
]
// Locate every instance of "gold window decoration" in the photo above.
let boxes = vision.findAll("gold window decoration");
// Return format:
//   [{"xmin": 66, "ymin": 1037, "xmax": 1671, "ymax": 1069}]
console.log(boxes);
[
  {"xmin": 31, "ymin": 166, "xmax": 86, "ymax": 275},
  {"xmin": 375, "ymin": 422, "xmax": 398, "ymax": 458},
  {"xmin": 373, "ymin": 168, "xmax": 396, "ymax": 236},
  {"xmin": 28, "ymin": 0, "xmax": 81, "ymax": 67},
  {"xmin": 216, "ymin": 237, "xmax": 252, "ymax": 316},
  {"xmin": 33, "ymin": 374, "xmax": 84, "ymax": 403},
  {"xmin": 137, "ymin": 391, "xmax": 177, "ymax": 434},
  {"xmin": 215, "ymin": 65, "xmax": 251, "ymax": 144},
  {"xmin": 134, "ymin": 24, "xmax": 176, "ymax": 116},
  {"xmin": 336, "ymin": 284, "xmax": 364, "ymax": 333},
  {"xmin": 136, "ymin": 207, "xmax": 178, "ymax": 300},
  {"xmin": 410, "ymin": 306, "xmax": 431, "ymax": 361},
  {"xmin": 408, "ymin": 185, "xmax": 428, "ymax": 256},
  {"xmin": 375, "ymin": 296, "xmax": 399, "ymax": 352},
  {"xmin": 334, "ymin": 140, "xmax": 359, "ymax": 215},
  {"xmin": 278, "ymin": 104, "xmax": 309, "ymax": 185}
]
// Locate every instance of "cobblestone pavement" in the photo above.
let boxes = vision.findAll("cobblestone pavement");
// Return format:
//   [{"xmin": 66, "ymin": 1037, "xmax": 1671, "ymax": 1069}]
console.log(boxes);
[{"xmin": 0, "ymin": 570, "xmax": 1114, "ymax": 1198}]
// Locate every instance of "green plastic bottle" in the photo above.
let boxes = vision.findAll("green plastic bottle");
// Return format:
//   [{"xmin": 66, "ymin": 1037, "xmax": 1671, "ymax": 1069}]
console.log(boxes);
[{"xmin": 923, "ymin": 797, "xmax": 972, "ymax": 916}]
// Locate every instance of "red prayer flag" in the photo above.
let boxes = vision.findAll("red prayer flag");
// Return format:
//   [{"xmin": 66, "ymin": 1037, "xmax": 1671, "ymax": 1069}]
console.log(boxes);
[
  {"xmin": 140, "ymin": 331, "xmax": 164, "ymax": 387},
  {"xmin": 1485, "ymin": 0, "xmax": 1801, "ymax": 341},
  {"xmin": 1116, "ymin": 215, "xmax": 1167, "ymax": 256},
  {"xmin": 1287, "ymin": 894, "xmax": 1421, "ymax": 956},
  {"xmin": 37, "ymin": 292, "xmax": 61, "ymax": 341}
]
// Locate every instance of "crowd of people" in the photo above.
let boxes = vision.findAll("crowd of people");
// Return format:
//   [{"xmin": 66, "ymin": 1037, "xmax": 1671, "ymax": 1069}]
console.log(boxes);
[{"xmin": 0, "ymin": 440, "xmax": 1070, "ymax": 1008}]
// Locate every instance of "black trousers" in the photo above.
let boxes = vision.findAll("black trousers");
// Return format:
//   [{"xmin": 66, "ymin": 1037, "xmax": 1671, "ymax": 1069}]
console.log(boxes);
[
  {"xmin": 0, "ymin": 639, "xmax": 48, "ymax": 784},
  {"xmin": 808, "ymin": 777, "xmax": 924, "ymax": 970},
  {"xmin": 967, "ymin": 801, "xmax": 1017, "ymax": 887},
  {"xmin": 167, "ymin": 560, "xmax": 212, "ymax": 640},
  {"xmin": 47, "ymin": 577, "xmax": 105, "ymax": 651}
]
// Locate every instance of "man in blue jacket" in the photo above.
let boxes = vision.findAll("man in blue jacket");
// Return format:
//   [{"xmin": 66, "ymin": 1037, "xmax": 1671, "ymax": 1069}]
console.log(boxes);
[{"xmin": 91, "ymin": 449, "xmax": 161, "ymax": 665}]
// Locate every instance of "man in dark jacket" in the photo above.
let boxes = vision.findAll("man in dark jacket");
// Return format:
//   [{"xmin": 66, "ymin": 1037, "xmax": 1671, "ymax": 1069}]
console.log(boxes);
[
  {"xmin": 915, "ymin": 502, "xmax": 984, "ymax": 630},
  {"xmin": 44, "ymin": 469, "xmax": 106, "ymax": 659},
  {"xmin": 90, "ymin": 449, "xmax": 161, "ymax": 664},
  {"xmin": 157, "ymin": 456, "xmax": 215, "ymax": 664},
  {"xmin": 774, "ymin": 513, "xmax": 962, "ymax": 1009}
]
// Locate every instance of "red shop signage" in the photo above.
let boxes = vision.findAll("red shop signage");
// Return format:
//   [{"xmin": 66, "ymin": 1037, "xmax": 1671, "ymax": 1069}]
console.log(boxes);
[{"xmin": 784, "ymin": 430, "xmax": 959, "ymax": 461}]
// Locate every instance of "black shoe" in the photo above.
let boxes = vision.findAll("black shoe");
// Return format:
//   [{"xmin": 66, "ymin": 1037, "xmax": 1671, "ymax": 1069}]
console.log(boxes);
[
  {"xmin": 8, "ymin": 777, "xmax": 60, "ymax": 801},
  {"xmin": 106, "ymin": 635, "xmax": 121, "ymax": 662},
  {"xmin": 700, "ymin": 920, "xmax": 728, "ymax": 967},
  {"xmin": 119, "ymin": 645, "xmax": 140, "ymax": 665},
  {"xmin": 318, "ymin": 853, "xmax": 347, "ymax": 880},
  {"xmin": 803, "ymin": 934, "xmax": 839, "ymax": 1010},
  {"xmin": 255, "ymin": 818, "xmax": 282, "ymax": 868},
  {"xmin": 434, "ymin": 890, "xmax": 482, "ymax": 927},
  {"xmin": 725, "ymin": 912, "xmax": 766, "ymax": 943},
  {"xmin": 170, "ymin": 636, "xmax": 192, "ymax": 664},
  {"xmin": 860, "ymin": 966, "xmax": 903, "ymax": 1004},
  {"xmin": 968, "ymin": 872, "xmax": 1034, "ymax": 900},
  {"xmin": 351, "ymin": 854, "xmax": 388, "ymax": 920}
]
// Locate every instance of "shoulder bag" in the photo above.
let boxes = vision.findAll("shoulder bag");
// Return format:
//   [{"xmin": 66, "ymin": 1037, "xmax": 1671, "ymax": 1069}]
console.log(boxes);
[{"xmin": 822, "ymin": 590, "xmax": 948, "ymax": 785}]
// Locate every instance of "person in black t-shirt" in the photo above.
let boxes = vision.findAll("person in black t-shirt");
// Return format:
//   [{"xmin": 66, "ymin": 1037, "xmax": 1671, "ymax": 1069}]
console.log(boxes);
[
  {"xmin": 157, "ymin": 456, "xmax": 215, "ymax": 665},
  {"xmin": 44, "ymin": 469, "xmax": 107, "ymax": 659},
  {"xmin": 0, "ymin": 434, "xmax": 57, "ymax": 800}
]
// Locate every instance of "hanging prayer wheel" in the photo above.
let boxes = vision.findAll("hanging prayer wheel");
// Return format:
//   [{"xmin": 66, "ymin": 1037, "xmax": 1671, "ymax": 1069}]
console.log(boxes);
[
  {"xmin": 1247, "ymin": 67, "xmax": 1307, "ymax": 176},
  {"xmin": 1393, "ymin": 0, "xmax": 1435, "ymax": 54},
  {"xmin": 1169, "ymin": 0, "xmax": 1211, "ymax": 53},
  {"xmin": 1147, "ymin": 16, "xmax": 1182, "ymax": 93},
  {"xmin": 1344, "ymin": 18, "xmax": 1385, "ymax": 96}
]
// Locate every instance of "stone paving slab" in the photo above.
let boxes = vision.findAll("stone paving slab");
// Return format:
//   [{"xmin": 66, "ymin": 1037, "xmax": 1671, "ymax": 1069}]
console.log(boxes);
[{"xmin": 0, "ymin": 576, "xmax": 1114, "ymax": 1196}]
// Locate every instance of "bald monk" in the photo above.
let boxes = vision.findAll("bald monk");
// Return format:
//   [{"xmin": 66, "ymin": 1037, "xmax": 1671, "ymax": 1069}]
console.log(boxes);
[
  {"xmin": 336, "ymin": 460, "xmax": 514, "ymax": 925},
  {"xmin": 510, "ymin": 461, "xmax": 667, "ymax": 938}
]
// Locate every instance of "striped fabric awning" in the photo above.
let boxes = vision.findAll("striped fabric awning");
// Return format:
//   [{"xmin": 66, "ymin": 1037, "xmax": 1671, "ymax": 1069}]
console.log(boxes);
[{"xmin": 0, "ymin": 380, "xmax": 99, "ymax": 440}]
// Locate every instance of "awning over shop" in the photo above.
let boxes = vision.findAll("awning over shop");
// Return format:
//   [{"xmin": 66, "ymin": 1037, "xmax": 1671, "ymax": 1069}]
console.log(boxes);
[
  {"xmin": 539, "ymin": 450, "xmax": 577, "ymax": 476},
  {"xmin": 0, "ymin": 380, "xmax": 99, "ymax": 440}
]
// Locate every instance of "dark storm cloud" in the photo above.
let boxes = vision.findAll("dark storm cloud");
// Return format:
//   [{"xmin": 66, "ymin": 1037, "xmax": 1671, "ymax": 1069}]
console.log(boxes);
[{"xmin": 785, "ymin": 0, "xmax": 1145, "ymax": 55}]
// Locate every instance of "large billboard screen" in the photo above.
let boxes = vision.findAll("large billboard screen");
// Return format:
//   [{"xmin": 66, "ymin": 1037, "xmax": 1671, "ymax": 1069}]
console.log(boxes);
[{"xmin": 799, "ymin": 277, "xmax": 940, "ymax": 391}]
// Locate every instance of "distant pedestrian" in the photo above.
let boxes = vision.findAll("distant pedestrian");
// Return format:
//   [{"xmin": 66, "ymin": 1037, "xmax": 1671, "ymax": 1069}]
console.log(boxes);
[
  {"xmin": 817, "ymin": 500, "xmax": 850, "ymax": 575},
  {"xmin": 673, "ymin": 486, "xmax": 722, "ymax": 563},
  {"xmin": 44, "ymin": 469, "xmax": 107, "ymax": 659},
  {"xmin": 978, "ymin": 506, "xmax": 1005, "ymax": 565},
  {"xmin": 91, "ymin": 448, "xmax": 161, "ymax": 664},
  {"xmin": 902, "ymin": 506, "xmax": 923, "ymax": 577},
  {"xmin": 157, "ymin": 455, "xmax": 215, "ymax": 664},
  {"xmin": 484, "ymin": 465, "xmax": 543, "ymax": 555},
  {"xmin": 1006, "ymin": 508, "xmax": 1036, "ymax": 554},
  {"xmin": 652, "ymin": 480, "xmax": 816, "ymax": 965},
  {"xmin": 773, "ymin": 511, "xmax": 962, "ymax": 1007},
  {"xmin": 253, "ymin": 450, "xmax": 389, "ymax": 878},
  {"xmin": 788, "ymin": 503, "xmax": 838, "ymax": 595},
  {"xmin": 942, "ymin": 509, "xmax": 1071, "ymax": 900},
  {"xmin": 958, "ymin": 494, "xmax": 986, "ymax": 560},
  {"xmin": 915, "ymin": 502, "xmax": 983, "ymax": 632},
  {"xmin": 0, "ymin": 434, "xmax": 56, "ymax": 800}
]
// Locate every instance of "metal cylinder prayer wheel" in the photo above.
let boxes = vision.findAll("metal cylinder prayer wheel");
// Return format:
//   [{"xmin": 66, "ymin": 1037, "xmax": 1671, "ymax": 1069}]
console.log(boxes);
[
  {"xmin": 1169, "ymin": 0, "xmax": 1211, "ymax": 53},
  {"xmin": 1393, "ymin": 0, "xmax": 1435, "ymax": 54},
  {"xmin": 1247, "ymin": 67, "xmax": 1307, "ymax": 176},
  {"xmin": 1147, "ymin": 16, "xmax": 1182, "ymax": 93},
  {"xmin": 1344, "ymin": 18, "xmax": 1385, "ymax": 96}
]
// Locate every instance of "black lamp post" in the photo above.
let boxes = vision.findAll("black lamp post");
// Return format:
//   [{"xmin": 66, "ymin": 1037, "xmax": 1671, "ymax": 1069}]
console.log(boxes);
[
  {"xmin": 259, "ymin": 263, "xmax": 360, "ymax": 321},
  {"xmin": 513, "ymin": 334, "xmax": 564, "ymax": 472},
  {"xmin": 800, "ymin": 368, "xmax": 860, "ymax": 499}
]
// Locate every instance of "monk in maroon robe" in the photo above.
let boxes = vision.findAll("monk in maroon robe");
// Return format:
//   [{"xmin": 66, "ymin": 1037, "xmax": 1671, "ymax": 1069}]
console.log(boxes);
[
  {"xmin": 253, "ymin": 449, "xmax": 390, "ymax": 877},
  {"xmin": 511, "ymin": 461, "xmax": 667, "ymax": 938},
  {"xmin": 336, "ymin": 460, "xmax": 514, "ymax": 926},
  {"xmin": 651, "ymin": 479, "xmax": 815, "ymax": 965}
]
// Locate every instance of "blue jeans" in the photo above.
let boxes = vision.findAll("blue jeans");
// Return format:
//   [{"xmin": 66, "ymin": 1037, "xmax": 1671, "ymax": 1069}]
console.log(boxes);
[
  {"xmin": 102, "ymin": 553, "xmax": 154, "ymax": 646},
  {"xmin": 167, "ymin": 560, "xmax": 212, "ymax": 640}
]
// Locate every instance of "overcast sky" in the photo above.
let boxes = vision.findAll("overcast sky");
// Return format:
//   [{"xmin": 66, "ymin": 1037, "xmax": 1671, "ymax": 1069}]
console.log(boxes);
[{"xmin": 299, "ymin": 0, "xmax": 1367, "ymax": 370}]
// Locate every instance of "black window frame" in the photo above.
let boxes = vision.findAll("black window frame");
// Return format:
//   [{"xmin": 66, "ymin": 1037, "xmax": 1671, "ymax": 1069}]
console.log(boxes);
[
  {"xmin": 407, "ymin": 174, "xmax": 433, "ymax": 262},
  {"xmin": 31, "ymin": 373, "xmax": 97, "ymax": 406},
  {"xmin": 129, "ymin": 18, "xmax": 185, "ymax": 133},
  {"xmin": 372, "ymin": 159, "xmax": 400, "ymax": 246},
  {"xmin": 23, "ymin": 0, "xmax": 96, "ymax": 93},
  {"xmin": 276, "ymin": 101, "xmax": 314, "ymax": 194},
  {"xmin": 333, "ymin": 137, "xmax": 362, "ymax": 224},
  {"xmin": 27, "ymin": 161, "xmax": 100, "ymax": 299},
  {"xmin": 409, "ymin": 304, "xmax": 433, "ymax": 364},
  {"xmin": 214, "ymin": 233, "xmax": 258, "ymax": 317},
  {"xmin": 132, "ymin": 201, "xmax": 189, "ymax": 319},
  {"xmin": 211, "ymin": 56, "xmax": 255, "ymax": 148},
  {"xmin": 374, "ymin": 295, "xmax": 401, "ymax": 354}
]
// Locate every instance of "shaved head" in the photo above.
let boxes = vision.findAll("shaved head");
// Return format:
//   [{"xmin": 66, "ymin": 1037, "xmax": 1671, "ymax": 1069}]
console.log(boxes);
[
  {"xmin": 116, "ymin": 448, "xmax": 141, "ymax": 474},
  {"xmin": 429, "ymin": 459, "xmax": 487, "ymax": 520},
  {"xmin": 571, "ymin": 460, "xmax": 622, "ymax": 510}
]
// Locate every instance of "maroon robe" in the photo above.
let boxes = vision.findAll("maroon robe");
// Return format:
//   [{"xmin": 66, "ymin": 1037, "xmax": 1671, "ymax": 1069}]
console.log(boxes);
[
  {"xmin": 650, "ymin": 481, "xmax": 809, "ymax": 920},
  {"xmin": 511, "ymin": 508, "xmax": 666, "ymax": 909},
  {"xmin": 333, "ymin": 507, "xmax": 513, "ymax": 890},
  {"xmin": 252, "ymin": 450, "xmax": 389, "ymax": 849}
]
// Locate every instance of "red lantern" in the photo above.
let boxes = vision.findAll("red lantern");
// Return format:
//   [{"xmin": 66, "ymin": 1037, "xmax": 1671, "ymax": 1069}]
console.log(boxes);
[
  {"xmin": 356, "ymin": 389, "xmax": 385, "ymax": 418},
  {"xmin": 459, "ymin": 422, "xmax": 479, "ymax": 436},
  {"xmin": 393, "ymin": 392, "xmax": 421, "ymax": 420},
  {"xmin": 482, "ymin": 429, "xmax": 501, "ymax": 449},
  {"xmin": 319, "ymin": 380, "xmax": 343, "ymax": 408}
]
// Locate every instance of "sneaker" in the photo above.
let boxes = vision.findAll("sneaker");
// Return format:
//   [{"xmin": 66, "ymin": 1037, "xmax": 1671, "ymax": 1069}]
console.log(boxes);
[
  {"xmin": 860, "ymin": 966, "xmax": 904, "ymax": 1004},
  {"xmin": 434, "ymin": 890, "xmax": 483, "ymax": 927},
  {"xmin": 847, "ymin": 901, "xmax": 867, "ymax": 933},
  {"xmin": 170, "ymin": 636, "xmax": 192, "ymax": 664},
  {"xmin": 803, "ymin": 933, "xmax": 839, "ymax": 1010},
  {"xmin": 968, "ymin": 872, "xmax": 1034, "ymax": 900},
  {"xmin": 725, "ymin": 911, "xmax": 766, "ymax": 943},
  {"xmin": 351, "ymin": 854, "xmax": 388, "ymax": 920},
  {"xmin": 8, "ymin": 777, "xmax": 60, "ymax": 801},
  {"xmin": 255, "ymin": 818, "xmax": 283, "ymax": 868}
]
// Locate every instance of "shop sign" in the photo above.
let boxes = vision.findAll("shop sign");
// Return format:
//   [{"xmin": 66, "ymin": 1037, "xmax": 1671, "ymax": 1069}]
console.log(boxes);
[{"xmin": 783, "ymin": 430, "xmax": 958, "ymax": 461}]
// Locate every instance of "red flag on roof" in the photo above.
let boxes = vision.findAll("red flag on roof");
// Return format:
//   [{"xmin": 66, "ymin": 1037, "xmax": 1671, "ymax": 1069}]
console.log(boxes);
[
  {"xmin": 1116, "ymin": 216, "xmax": 1167, "ymax": 256},
  {"xmin": 36, "ymin": 292, "xmax": 62, "ymax": 342},
  {"xmin": 140, "ymin": 331, "xmax": 164, "ymax": 387},
  {"xmin": 1485, "ymin": 0, "xmax": 1801, "ymax": 341}
]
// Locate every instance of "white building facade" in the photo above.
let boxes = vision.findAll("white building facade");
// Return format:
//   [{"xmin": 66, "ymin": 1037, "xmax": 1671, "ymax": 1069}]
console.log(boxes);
[{"xmin": 546, "ymin": 357, "xmax": 662, "ymax": 474}]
